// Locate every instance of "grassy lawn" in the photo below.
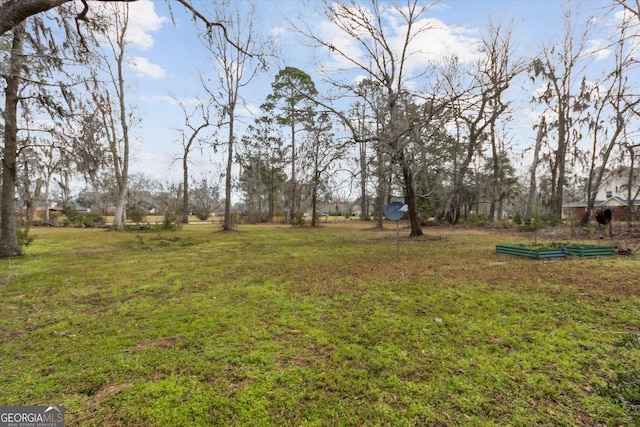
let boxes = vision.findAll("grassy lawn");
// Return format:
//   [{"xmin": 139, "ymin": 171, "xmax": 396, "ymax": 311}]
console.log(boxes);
[{"xmin": 1, "ymin": 222, "xmax": 638, "ymax": 426}]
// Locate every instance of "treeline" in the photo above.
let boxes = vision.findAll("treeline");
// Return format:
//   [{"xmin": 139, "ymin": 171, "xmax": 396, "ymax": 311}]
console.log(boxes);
[{"xmin": 2, "ymin": 1, "xmax": 640, "ymax": 257}]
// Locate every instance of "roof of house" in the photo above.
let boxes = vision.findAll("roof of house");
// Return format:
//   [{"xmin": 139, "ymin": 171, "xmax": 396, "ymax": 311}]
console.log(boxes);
[{"xmin": 564, "ymin": 196, "xmax": 640, "ymax": 208}]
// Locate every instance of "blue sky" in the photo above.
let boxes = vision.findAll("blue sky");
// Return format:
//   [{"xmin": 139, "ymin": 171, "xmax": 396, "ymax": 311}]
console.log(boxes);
[{"xmin": 89, "ymin": 0, "xmax": 624, "ymax": 192}]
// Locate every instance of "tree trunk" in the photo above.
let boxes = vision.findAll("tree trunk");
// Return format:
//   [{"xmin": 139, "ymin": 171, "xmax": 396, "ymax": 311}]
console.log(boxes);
[
  {"xmin": 289, "ymin": 112, "xmax": 297, "ymax": 221},
  {"xmin": 375, "ymin": 142, "xmax": 385, "ymax": 229},
  {"xmin": 311, "ymin": 179, "xmax": 319, "ymax": 227},
  {"xmin": 488, "ymin": 121, "xmax": 499, "ymax": 222},
  {"xmin": 112, "ymin": 12, "xmax": 131, "ymax": 231},
  {"xmin": 0, "ymin": 22, "xmax": 26, "ymax": 258},
  {"xmin": 444, "ymin": 193, "xmax": 461, "ymax": 224},
  {"xmin": 444, "ymin": 118, "xmax": 485, "ymax": 225},
  {"xmin": 359, "ymin": 140, "xmax": 368, "ymax": 220},
  {"xmin": 113, "ymin": 181, "xmax": 128, "ymax": 230},
  {"xmin": 552, "ymin": 112, "xmax": 568, "ymax": 219},
  {"xmin": 399, "ymin": 152, "xmax": 423, "ymax": 237},
  {"xmin": 268, "ymin": 168, "xmax": 275, "ymax": 220},
  {"xmin": 182, "ymin": 155, "xmax": 189, "ymax": 224},
  {"xmin": 43, "ymin": 179, "xmax": 51, "ymax": 222},
  {"xmin": 223, "ymin": 112, "xmax": 235, "ymax": 231},
  {"xmin": 525, "ymin": 116, "xmax": 545, "ymax": 224}
]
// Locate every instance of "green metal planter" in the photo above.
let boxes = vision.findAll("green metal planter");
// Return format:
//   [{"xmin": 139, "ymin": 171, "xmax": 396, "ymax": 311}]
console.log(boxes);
[
  {"xmin": 495, "ymin": 244, "xmax": 567, "ymax": 259},
  {"xmin": 496, "ymin": 243, "xmax": 615, "ymax": 259},
  {"xmin": 565, "ymin": 244, "xmax": 614, "ymax": 257}
]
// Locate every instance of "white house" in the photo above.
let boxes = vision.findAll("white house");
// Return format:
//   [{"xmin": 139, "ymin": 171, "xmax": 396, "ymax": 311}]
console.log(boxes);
[{"xmin": 563, "ymin": 167, "xmax": 640, "ymax": 222}]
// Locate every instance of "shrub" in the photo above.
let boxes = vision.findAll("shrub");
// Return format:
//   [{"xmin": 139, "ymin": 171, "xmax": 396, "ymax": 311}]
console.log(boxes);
[
  {"xmin": 539, "ymin": 211, "xmax": 560, "ymax": 226},
  {"xmin": 512, "ymin": 212, "xmax": 523, "ymax": 225},
  {"xmin": 229, "ymin": 212, "xmax": 240, "ymax": 228},
  {"xmin": 128, "ymin": 208, "xmax": 147, "ymax": 224},
  {"xmin": 290, "ymin": 213, "xmax": 306, "ymax": 227},
  {"xmin": 64, "ymin": 208, "xmax": 106, "ymax": 227},
  {"xmin": 161, "ymin": 211, "xmax": 182, "ymax": 231},
  {"xmin": 465, "ymin": 212, "xmax": 489, "ymax": 227},
  {"xmin": 193, "ymin": 207, "xmax": 210, "ymax": 221},
  {"xmin": 16, "ymin": 228, "xmax": 35, "ymax": 247}
]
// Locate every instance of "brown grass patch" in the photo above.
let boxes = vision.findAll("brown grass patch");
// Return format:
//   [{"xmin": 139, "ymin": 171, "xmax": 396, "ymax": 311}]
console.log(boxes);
[{"xmin": 85, "ymin": 383, "xmax": 132, "ymax": 408}]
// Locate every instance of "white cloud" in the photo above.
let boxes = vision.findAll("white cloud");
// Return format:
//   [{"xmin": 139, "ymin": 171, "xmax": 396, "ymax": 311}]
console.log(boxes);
[
  {"xmin": 585, "ymin": 39, "xmax": 611, "ymax": 61},
  {"xmin": 126, "ymin": 0, "xmax": 168, "ymax": 50},
  {"xmin": 142, "ymin": 95, "xmax": 179, "ymax": 105},
  {"xmin": 89, "ymin": 0, "xmax": 167, "ymax": 50},
  {"xmin": 270, "ymin": 25, "xmax": 287, "ymax": 38},
  {"xmin": 127, "ymin": 56, "xmax": 166, "ymax": 79},
  {"xmin": 315, "ymin": 4, "xmax": 482, "ymax": 79}
]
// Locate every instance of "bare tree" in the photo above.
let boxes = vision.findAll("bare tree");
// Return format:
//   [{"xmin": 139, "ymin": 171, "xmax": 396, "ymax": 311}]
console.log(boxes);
[
  {"xmin": 348, "ymin": 79, "xmax": 385, "ymax": 223},
  {"xmin": 482, "ymin": 20, "xmax": 525, "ymax": 222},
  {"xmin": 441, "ymin": 19, "xmax": 522, "ymax": 224},
  {"xmin": 201, "ymin": 2, "xmax": 267, "ymax": 231},
  {"xmin": 0, "ymin": 0, "xmax": 249, "ymax": 52},
  {"xmin": 530, "ymin": 6, "xmax": 593, "ymax": 219},
  {"xmin": 171, "ymin": 96, "xmax": 214, "ymax": 223},
  {"xmin": 84, "ymin": 2, "xmax": 138, "ymax": 231},
  {"xmin": 0, "ymin": 0, "xmax": 257, "ymax": 256},
  {"xmin": 525, "ymin": 115, "xmax": 547, "ymax": 224},
  {"xmin": 301, "ymin": 112, "xmax": 346, "ymax": 226},
  {"xmin": 579, "ymin": 20, "xmax": 639, "ymax": 226},
  {"xmin": 294, "ymin": 0, "xmax": 441, "ymax": 236}
]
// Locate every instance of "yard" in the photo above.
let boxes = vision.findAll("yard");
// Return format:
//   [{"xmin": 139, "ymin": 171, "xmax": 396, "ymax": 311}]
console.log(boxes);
[{"xmin": 0, "ymin": 222, "xmax": 638, "ymax": 425}]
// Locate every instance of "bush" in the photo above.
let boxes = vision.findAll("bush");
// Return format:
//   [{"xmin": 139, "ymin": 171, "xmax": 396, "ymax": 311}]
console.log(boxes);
[
  {"xmin": 229, "ymin": 212, "xmax": 240, "ymax": 228},
  {"xmin": 128, "ymin": 208, "xmax": 147, "ymax": 224},
  {"xmin": 538, "ymin": 211, "xmax": 560, "ymax": 227},
  {"xmin": 193, "ymin": 207, "xmax": 210, "ymax": 221},
  {"xmin": 16, "ymin": 228, "xmax": 35, "ymax": 247},
  {"xmin": 290, "ymin": 213, "xmax": 306, "ymax": 227},
  {"xmin": 64, "ymin": 208, "xmax": 106, "ymax": 227},
  {"xmin": 162, "ymin": 211, "xmax": 182, "ymax": 231},
  {"xmin": 512, "ymin": 212, "xmax": 523, "ymax": 225},
  {"xmin": 465, "ymin": 212, "xmax": 489, "ymax": 227}
]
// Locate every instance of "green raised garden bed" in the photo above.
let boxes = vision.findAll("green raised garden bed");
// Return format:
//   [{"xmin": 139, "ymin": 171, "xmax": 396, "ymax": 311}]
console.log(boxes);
[
  {"xmin": 565, "ymin": 244, "xmax": 614, "ymax": 257},
  {"xmin": 496, "ymin": 243, "xmax": 615, "ymax": 259},
  {"xmin": 495, "ymin": 244, "xmax": 567, "ymax": 259}
]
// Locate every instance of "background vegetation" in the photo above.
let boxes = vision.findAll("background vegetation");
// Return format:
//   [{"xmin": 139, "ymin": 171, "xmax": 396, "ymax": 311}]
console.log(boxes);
[{"xmin": 1, "ymin": 223, "xmax": 638, "ymax": 425}]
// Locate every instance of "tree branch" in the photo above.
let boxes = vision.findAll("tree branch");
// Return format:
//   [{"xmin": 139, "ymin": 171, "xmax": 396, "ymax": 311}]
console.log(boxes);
[
  {"xmin": 0, "ymin": 0, "xmax": 67, "ymax": 36},
  {"xmin": 1, "ymin": 0, "xmax": 251, "ymax": 58},
  {"xmin": 174, "ymin": 0, "xmax": 254, "ymax": 58}
]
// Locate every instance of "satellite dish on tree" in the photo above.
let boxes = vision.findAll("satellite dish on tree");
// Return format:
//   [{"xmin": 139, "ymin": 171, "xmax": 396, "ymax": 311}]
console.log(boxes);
[
  {"xmin": 384, "ymin": 201, "xmax": 408, "ymax": 261},
  {"xmin": 384, "ymin": 201, "xmax": 408, "ymax": 221}
]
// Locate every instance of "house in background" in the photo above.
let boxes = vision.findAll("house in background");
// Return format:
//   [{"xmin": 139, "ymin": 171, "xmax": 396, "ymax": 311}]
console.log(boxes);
[{"xmin": 563, "ymin": 168, "xmax": 640, "ymax": 222}]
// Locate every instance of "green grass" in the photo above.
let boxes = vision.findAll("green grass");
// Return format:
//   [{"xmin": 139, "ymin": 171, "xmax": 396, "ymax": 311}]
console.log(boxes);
[{"xmin": 1, "ymin": 223, "xmax": 639, "ymax": 425}]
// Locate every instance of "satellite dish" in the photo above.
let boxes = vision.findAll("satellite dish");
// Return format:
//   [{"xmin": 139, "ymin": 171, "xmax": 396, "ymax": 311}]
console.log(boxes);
[
  {"xmin": 384, "ymin": 201, "xmax": 408, "ymax": 221},
  {"xmin": 384, "ymin": 201, "xmax": 408, "ymax": 261},
  {"xmin": 595, "ymin": 208, "xmax": 612, "ymax": 225}
]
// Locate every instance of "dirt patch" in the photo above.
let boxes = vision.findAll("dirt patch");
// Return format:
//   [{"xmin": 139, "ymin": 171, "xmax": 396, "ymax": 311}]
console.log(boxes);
[
  {"xmin": 86, "ymin": 383, "xmax": 132, "ymax": 408},
  {"xmin": 225, "ymin": 378, "xmax": 253, "ymax": 395}
]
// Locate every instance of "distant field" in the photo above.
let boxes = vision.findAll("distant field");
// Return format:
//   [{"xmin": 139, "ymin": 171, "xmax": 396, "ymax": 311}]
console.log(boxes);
[
  {"xmin": 101, "ymin": 213, "xmax": 352, "ymax": 225},
  {"xmin": 1, "ymin": 222, "xmax": 638, "ymax": 426}
]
